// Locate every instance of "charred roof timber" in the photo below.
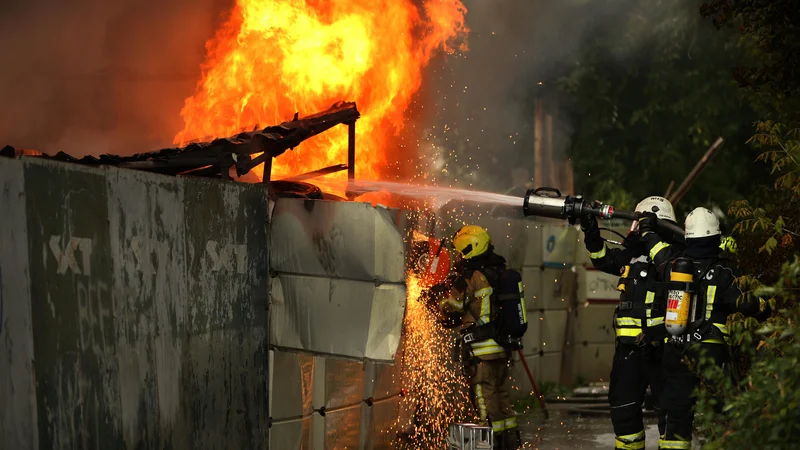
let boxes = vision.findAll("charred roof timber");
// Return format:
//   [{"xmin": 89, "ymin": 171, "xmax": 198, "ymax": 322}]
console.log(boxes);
[{"xmin": 0, "ymin": 101, "xmax": 360, "ymax": 183}]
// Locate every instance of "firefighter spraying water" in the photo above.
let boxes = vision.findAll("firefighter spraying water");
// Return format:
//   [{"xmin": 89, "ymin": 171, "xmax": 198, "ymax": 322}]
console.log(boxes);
[{"xmin": 523, "ymin": 187, "xmax": 687, "ymax": 450}]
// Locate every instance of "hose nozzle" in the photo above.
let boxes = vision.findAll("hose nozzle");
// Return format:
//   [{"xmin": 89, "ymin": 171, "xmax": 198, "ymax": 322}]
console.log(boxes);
[{"xmin": 522, "ymin": 187, "xmax": 588, "ymax": 224}]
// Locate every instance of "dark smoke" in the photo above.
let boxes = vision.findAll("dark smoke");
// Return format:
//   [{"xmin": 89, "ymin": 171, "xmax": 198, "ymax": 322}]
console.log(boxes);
[
  {"xmin": 0, "ymin": 0, "xmax": 232, "ymax": 157},
  {"xmin": 415, "ymin": 0, "xmax": 629, "ymax": 194}
]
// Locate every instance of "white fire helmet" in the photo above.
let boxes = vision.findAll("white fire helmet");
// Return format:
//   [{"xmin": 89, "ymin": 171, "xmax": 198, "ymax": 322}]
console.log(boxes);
[
  {"xmin": 685, "ymin": 207, "xmax": 721, "ymax": 238},
  {"xmin": 635, "ymin": 196, "xmax": 677, "ymax": 222}
]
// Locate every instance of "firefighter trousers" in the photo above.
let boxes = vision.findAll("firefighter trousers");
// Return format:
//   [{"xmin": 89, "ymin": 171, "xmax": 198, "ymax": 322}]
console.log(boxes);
[
  {"xmin": 659, "ymin": 342, "xmax": 728, "ymax": 449},
  {"xmin": 469, "ymin": 357, "xmax": 519, "ymax": 446},
  {"xmin": 608, "ymin": 342, "xmax": 666, "ymax": 450}
]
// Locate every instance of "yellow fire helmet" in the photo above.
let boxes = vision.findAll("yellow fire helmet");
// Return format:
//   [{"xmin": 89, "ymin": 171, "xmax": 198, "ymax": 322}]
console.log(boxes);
[{"xmin": 453, "ymin": 225, "xmax": 491, "ymax": 259}]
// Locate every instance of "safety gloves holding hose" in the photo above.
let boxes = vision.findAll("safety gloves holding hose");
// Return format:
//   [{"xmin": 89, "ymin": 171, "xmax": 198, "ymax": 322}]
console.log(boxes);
[
  {"xmin": 580, "ymin": 203, "xmax": 606, "ymax": 255},
  {"xmin": 636, "ymin": 212, "xmax": 659, "ymax": 237}
]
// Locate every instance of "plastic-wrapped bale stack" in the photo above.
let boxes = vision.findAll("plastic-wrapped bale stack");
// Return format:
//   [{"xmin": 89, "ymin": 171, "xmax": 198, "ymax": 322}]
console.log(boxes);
[
  {"xmin": 514, "ymin": 224, "xmax": 580, "ymax": 391},
  {"xmin": 573, "ymin": 223, "xmax": 632, "ymax": 382},
  {"xmin": 268, "ymin": 198, "xmax": 408, "ymax": 449}
]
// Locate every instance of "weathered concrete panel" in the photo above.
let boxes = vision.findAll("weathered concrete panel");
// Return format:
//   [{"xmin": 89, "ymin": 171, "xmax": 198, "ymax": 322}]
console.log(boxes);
[
  {"xmin": 0, "ymin": 157, "xmax": 38, "ymax": 449},
  {"xmin": 365, "ymin": 284, "xmax": 405, "ymax": 360},
  {"xmin": 271, "ymin": 275, "xmax": 373, "ymax": 358},
  {"xmin": 106, "ymin": 167, "xmax": 187, "ymax": 448},
  {"xmin": 25, "ymin": 160, "xmax": 121, "ymax": 448},
  {"xmin": 183, "ymin": 178, "xmax": 269, "ymax": 449},
  {"xmin": 366, "ymin": 397, "xmax": 402, "ymax": 449},
  {"xmin": 12, "ymin": 158, "xmax": 269, "ymax": 449}
]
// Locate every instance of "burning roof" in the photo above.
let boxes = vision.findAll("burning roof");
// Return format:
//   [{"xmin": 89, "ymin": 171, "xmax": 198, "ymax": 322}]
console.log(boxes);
[{"xmin": 1, "ymin": 101, "xmax": 360, "ymax": 181}]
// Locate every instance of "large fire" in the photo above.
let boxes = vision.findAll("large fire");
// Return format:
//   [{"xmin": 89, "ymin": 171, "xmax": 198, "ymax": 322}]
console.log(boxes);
[{"xmin": 175, "ymin": 0, "xmax": 468, "ymax": 181}]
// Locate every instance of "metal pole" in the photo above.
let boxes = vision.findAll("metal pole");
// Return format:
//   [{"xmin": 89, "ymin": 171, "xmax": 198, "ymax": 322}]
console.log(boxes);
[
  {"xmin": 668, "ymin": 137, "xmax": 724, "ymax": 206},
  {"xmin": 664, "ymin": 180, "xmax": 675, "ymax": 198},
  {"xmin": 533, "ymin": 101, "xmax": 543, "ymax": 186},
  {"xmin": 545, "ymin": 113, "xmax": 554, "ymax": 187},
  {"xmin": 261, "ymin": 157, "xmax": 272, "ymax": 184},
  {"xmin": 348, "ymin": 121, "xmax": 356, "ymax": 181},
  {"xmin": 518, "ymin": 349, "xmax": 549, "ymax": 419},
  {"xmin": 565, "ymin": 158, "xmax": 575, "ymax": 197}
]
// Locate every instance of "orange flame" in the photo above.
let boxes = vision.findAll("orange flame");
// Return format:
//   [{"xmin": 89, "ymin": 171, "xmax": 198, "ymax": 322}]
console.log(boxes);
[{"xmin": 175, "ymin": 0, "xmax": 468, "ymax": 181}]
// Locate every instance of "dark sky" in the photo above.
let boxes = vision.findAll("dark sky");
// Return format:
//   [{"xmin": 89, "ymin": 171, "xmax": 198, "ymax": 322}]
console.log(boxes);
[{"xmin": 0, "ymin": 0, "xmax": 232, "ymax": 155}]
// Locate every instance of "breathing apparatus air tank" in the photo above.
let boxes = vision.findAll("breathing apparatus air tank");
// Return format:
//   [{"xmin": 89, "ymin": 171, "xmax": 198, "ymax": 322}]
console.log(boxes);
[{"xmin": 665, "ymin": 257, "xmax": 695, "ymax": 336}]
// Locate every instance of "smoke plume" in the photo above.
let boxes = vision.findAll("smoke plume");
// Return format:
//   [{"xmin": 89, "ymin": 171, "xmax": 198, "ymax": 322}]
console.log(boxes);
[
  {"xmin": 0, "ymin": 0, "xmax": 232, "ymax": 156},
  {"xmin": 414, "ymin": 0, "xmax": 630, "ymax": 194}
]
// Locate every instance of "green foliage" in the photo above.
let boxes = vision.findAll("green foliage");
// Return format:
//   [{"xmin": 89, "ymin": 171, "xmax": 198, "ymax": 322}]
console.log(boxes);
[
  {"xmin": 693, "ymin": 258, "xmax": 800, "ymax": 449},
  {"xmin": 727, "ymin": 123, "xmax": 800, "ymax": 280},
  {"xmin": 513, "ymin": 381, "xmax": 571, "ymax": 416},
  {"xmin": 558, "ymin": 0, "xmax": 770, "ymax": 213},
  {"xmin": 701, "ymin": 1, "xmax": 800, "ymax": 104},
  {"xmin": 750, "ymin": 122, "xmax": 800, "ymax": 194},
  {"xmin": 693, "ymin": 123, "xmax": 800, "ymax": 447}
]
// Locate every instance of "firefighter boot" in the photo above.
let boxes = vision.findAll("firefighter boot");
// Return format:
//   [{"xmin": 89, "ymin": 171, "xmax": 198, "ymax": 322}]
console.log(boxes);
[
  {"xmin": 504, "ymin": 428, "xmax": 522, "ymax": 450},
  {"xmin": 493, "ymin": 430, "xmax": 506, "ymax": 450}
]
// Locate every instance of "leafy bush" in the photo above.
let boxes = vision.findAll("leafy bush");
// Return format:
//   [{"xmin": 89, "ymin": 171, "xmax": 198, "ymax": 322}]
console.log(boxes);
[
  {"xmin": 691, "ymin": 122, "xmax": 800, "ymax": 448},
  {"xmin": 694, "ymin": 257, "xmax": 800, "ymax": 449}
]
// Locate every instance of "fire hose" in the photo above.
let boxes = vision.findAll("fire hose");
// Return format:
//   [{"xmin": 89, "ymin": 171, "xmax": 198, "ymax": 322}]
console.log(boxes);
[{"xmin": 522, "ymin": 187, "xmax": 685, "ymax": 236}]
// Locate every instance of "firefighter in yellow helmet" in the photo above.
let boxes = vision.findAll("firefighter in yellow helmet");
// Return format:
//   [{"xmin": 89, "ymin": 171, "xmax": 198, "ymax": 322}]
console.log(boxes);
[{"xmin": 440, "ymin": 225, "xmax": 520, "ymax": 450}]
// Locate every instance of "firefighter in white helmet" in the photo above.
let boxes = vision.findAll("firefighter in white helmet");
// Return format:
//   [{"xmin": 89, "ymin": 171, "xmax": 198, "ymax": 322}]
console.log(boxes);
[
  {"xmin": 439, "ymin": 225, "xmax": 521, "ymax": 450},
  {"xmin": 580, "ymin": 196, "xmax": 681, "ymax": 449},
  {"xmin": 637, "ymin": 207, "xmax": 767, "ymax": 449}
]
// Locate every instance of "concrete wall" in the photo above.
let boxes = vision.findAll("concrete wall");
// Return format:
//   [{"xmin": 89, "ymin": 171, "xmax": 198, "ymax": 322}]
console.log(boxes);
[{"xmin": 0, "ymin": 157, "xmax": 270, "ymax": 449}]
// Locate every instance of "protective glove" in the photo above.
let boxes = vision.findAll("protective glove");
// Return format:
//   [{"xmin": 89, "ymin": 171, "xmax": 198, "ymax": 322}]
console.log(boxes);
[
  {"xmin": 623, "ymin": 231, "xmax": 645, "ymax": 254},
  {"xmin": 580, "ymin": 212, "xmax": 599, "ymax": 235},
  {"xmin": 637, "ymin": 212, "xmax": 659, "ymax": 237},
  {"xmin": 581, "ymin": 210, "xmax": 605, "ymax": 253}
]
